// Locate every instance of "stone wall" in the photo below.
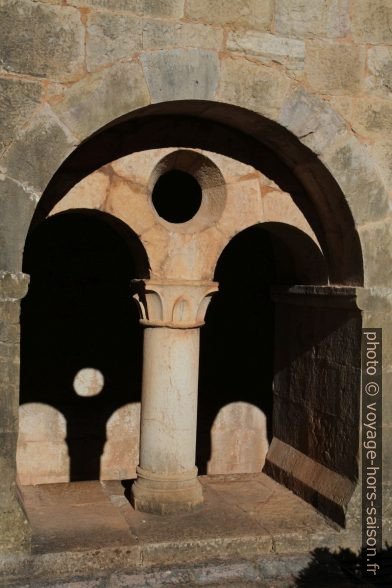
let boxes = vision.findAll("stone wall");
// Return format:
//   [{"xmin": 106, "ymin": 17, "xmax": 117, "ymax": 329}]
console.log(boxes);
[{"xmin": 1, "ymin": 0, "xmax": 392, "ymax": 548}]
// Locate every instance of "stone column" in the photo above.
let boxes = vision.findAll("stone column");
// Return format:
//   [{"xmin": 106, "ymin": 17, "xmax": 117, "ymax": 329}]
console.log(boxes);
[
  {"xmin": 0, "ymin": 272, "xmax": 31, "ymax": 553},
  {"xmin": 131, "ymin": 279, "xmax": 217, "ymax": 514}
]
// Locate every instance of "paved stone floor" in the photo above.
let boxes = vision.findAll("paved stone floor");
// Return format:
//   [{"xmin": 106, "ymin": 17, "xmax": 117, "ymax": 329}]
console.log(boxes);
[{"xmin": 1, "ymin": 474, "xmax": 365, "ymax": 586}]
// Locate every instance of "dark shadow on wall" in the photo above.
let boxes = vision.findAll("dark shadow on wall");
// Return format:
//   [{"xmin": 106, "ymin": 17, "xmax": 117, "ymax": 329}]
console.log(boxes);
[
  {"xmin": 20, "ymin": 210, "xmax": 148, "ymax": 481},
  {"xmin": 294, "ymin": 545, "xmax": 392, "ymax": 586},
  {"xmin": 197, "ymin": 223, "xmax": 328, "ymax": 475}
]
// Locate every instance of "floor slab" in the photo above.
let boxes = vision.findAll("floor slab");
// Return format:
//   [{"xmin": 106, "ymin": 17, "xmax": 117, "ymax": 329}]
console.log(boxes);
[{"xmin": 0, "ymin": 473, "xmax": 362, "ymax": 585}]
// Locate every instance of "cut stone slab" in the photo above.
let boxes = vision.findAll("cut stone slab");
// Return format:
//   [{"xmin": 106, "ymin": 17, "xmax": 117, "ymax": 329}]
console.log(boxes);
[
  {"xmin": 21, "ymin": 481, "xmax": 135, "ymax": 553},
  {"xmin": 141, "ymin": 49, "xmax": 219, "ymax": 103},
  {"xmin": 1, "ymin": 474, "xmax": 363, "ymax": 585},
  {"xmin": 0, "ymin": 0, "xmax": 84, "ymax": 82}
]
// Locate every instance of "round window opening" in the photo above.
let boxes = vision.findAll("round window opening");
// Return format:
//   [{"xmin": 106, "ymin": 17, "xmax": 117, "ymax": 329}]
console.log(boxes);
[{"xmin": 152, "ymin": 170, "xmax": 202, "ymax": 224}]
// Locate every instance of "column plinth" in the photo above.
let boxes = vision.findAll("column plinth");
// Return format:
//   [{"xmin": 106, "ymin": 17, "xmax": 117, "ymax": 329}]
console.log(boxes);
[{"xmin": 131, "ymin": 279, "xmax": 217, "ymax": 515}]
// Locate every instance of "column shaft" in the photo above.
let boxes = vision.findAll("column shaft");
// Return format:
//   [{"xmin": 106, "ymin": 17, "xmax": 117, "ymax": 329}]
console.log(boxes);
[{"xmin": 140, "ymin": 327, "xmax": 200, "ymax": 474}]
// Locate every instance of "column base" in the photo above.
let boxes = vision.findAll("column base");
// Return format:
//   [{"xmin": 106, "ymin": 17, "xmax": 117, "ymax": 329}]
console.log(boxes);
[{"xmin": 131, "ymin": 466, "xmax": 203, "ymax": 515}]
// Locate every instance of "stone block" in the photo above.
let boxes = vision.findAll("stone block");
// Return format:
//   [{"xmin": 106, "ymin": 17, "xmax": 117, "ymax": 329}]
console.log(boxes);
[
  {"xmin": 70, "ymin": 0, "xmax": 185, "ymax": 18},
  {"xmin": 1, "ymin": 105, "xmax": 77, "ymax": 195},
  {"xmin": 141, "ymin": 49, "xmax": 219, "ymax": 102},
  {"xmin": 322, "ymin": 134, "xmax": 390, "ymax": 226},
  {"xmin": 216, "ymin": 179, "xmax": 263, "ymax": 238},
  {"xmin": 218, "ymin": 57, "xmax": 292, "ymax": 120},
  {"xmin": 279, "ymin": 88, "xmax": 345, "ymax": 155},
  {"xmin": 142, "ymin": 19, "xmax": 223, "ymax": 51},
  {"xmin": 0, "ymin": 177, "xmax": 37, "ymax": 271},
  {"xmin": 359, "ymin": 219, "xmax": 392, "ymax": 288},
  {"xmin": 16, "ymin": 440, "xmax": 70, "ymax": 486},
  {"xmin": 111, "ymin": 148, "xmax": 174, "ymax": 184},
  {"xmin": 50, "ymin": 170, "xmax": 110, "ymax": 215},
  {"xmin": 352, "ymin": 98, "xmax": 392, "ymax": 137},
  {"xmin": 0, "ymin": 77, "xmax": 42, "ymax": 156},
  {"xmin": 185, "ymin": 0, "xmax": 273, "ymax": 31},
  {"xmin": 0, "ymin": 490, "xmax": 31, "ymax": 553},
  {"xmin": 0, "ymin": 0, "xmax": 84, "ymax": 81},
  {"xmin": 372, "ymin": 138, "xmax": 392, "ymax": 188},
  {"xmin": 367, "ymin": 46, "xmax": 392, "ymax": 98},
  {"xmin": 264, "ymin": 437, "xmax": 356, "ymax": 526},
  {"xmin": 350, "ymin": 0, "xmax": 392, "ymax": 44},
  {"xmin": 227, "ymin": 31, "xmax": 304, "ymax": 72},
  {"xmin": 305, "ymin": 40, "xmax": 365, "ymax": 95},
  {"xmin": 262, "ymin": 190, "xmax": 318, "ymax": 242},
  {"xmin": 105, "ymin": 175, "xmax": 155, "ymax": 236},
  {"xmin": 0, "ymin": 272, "xmax": 30, "ymax": 302},
  {"xmin": 86, "ymin": 12, "xmax": 142, "ymax": 71},
  {"xmin": 55, "ymin": 62, "xmax": 150, "ymax": 141},
  {"xmin": 275, "ymin": 0, "xmax": 349, "ymax": 39}
]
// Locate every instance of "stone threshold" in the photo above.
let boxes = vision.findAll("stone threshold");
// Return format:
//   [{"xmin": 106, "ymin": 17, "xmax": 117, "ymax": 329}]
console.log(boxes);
[{"xmin": 1, "ymin": 473, "xmax": 361, "ymax": 586}]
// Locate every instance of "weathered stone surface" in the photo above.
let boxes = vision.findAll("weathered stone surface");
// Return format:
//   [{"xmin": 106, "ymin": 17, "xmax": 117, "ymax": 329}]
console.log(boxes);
[
  {"xmin": 0, "ymin": 78, "xmax": 42, "ymax": 155},
  {"xmin": 0, "ymin": 0, "xmax": 84, "ymax": 81},
  {"xmin": 305, "ymin": 41, "xmax": 365, "ymax": 95},
  {"xmin": 70, "ymin": 0, "xmax": 185, "ymax": 18},
  {"xmin": 322, "ymin": 134, "xmax": 391, "ymax": 226},
  {"xmin": 185, "ymin": 0, "xmax": 273, "ymax": 31},
  {"xmin": 105, "ymin": 175, "xmax": 155, "ymax": 236},
  {"xmin": 350, "ymin": 0, "xmax": 392, "ymax": 44},
  {"xmin": 17, "ymin": 404, "xmax": 69, "ymax": 486},
  {"xmin": 0, "ymin": 177, "xmax": 37, "ymax": 271},
  {"xmin": 141, "ymin": 49, "xmax": 219, "ymax": 102},
  {"xmin": 367, "ymin": 46, "xmax": 392, "ymax": 98},
  {"xmin": 0, "ymin": 272, "xmax": 29, "ymax": 303},
  {"xmin": 262, "ymin": 190, "xmax": 318, "ymax": 243},
  {"xmin": 227, "ymin": 31, "xmax": 304, "ymax": 72},
  {"xmin": 142, "ymin": 19, "xmax": 223, "ymax": 51},
  {"xmin": 161, "ymin": 227, "xmax": 226, "ymax": 280},
  {"xmin": 50, "ymin": 170, "xmax": 110, "ymax": 215},
  {"xmin": 279, "ymin": 88, "xmax": 345, "ymax": 154},
  {"xmin": 352, "ymin": 98, "xmax": 392, "ymax": 137},
  {"xmin": 208, "ymin": 402, "xmax": 268, "ymax": 474},
  {"xmin": 216, "ymin": 179, "xmax": 263, "ymax": 238},
  {"xmin": 111, "ymin": 148, "xmax": 174, "ymax": 184},
  {"xmin": 359, "ymin": 219, "xmax": 392, "ymax": 287},
  {"xmin": 275, "ymin": 0, "xmax": 349, "ymax": 39},
  {"xmin": 328, "ymin": 95, "xmax": 353, "ymax": 121},
  {"xmin": 1, "ymin": 106, "xmax": 77, "ymax": 194},
  {"xmin": 86, "ymin": 12, "xmax": 142, "ymax": 71},
  {"xmin": 372, "ymin": 138, "xmax": 392, "ymax": 188},
  {"xmin": 218, "ymin": 57, "xmax": 291, "ymax": 119},
  {"xmin": 55, "ymin": 62, "xmax": 150, "ymax": 140}
]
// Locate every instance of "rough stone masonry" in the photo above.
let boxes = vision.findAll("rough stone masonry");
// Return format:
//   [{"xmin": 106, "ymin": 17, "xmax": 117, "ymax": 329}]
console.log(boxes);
[{"xmin": 0, "ymin": 0, "xmax": 391, "ymax": 575}]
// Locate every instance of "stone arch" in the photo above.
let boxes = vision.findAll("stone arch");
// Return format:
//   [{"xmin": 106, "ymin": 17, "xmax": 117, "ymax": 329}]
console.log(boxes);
[
  {"xmin": 1, "ymin": 50, "xmax": 390, "ymax": 287},
  {"xmin": 14, "ymin": 103, "xmax": 364, "ymax": 286}
]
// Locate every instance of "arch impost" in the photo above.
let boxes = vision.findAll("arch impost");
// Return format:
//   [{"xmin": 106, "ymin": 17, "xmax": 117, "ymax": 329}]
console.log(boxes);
[
  {"xmin": 271, "ymin": 285, "xmax": 371, "ymax": 310},
  {"xmin": 0, "ymin": 272, "xmax": 30, "ymax": 302},
  {"xmin": 132, "ymin": 279, "xmax": 218, "ymax": 329}
]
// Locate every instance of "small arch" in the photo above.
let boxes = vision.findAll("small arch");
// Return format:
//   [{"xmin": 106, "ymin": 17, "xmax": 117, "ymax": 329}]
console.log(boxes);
[{"xmin": 19, "ymin": 210, "xmax": 146, "ymax": 483}]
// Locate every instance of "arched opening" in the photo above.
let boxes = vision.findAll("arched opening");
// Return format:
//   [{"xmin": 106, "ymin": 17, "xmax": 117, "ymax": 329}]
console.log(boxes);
[
  {"xmin": 19, "ymin": 100, "xmax": 364, "ymax": 523},
  {"xmin": 18, "ymin": 210, "xmax": 149, "ymax": 484},
  {"xmin": 197, "ymin": 223, "xmax": 328, "ymax": 475}
]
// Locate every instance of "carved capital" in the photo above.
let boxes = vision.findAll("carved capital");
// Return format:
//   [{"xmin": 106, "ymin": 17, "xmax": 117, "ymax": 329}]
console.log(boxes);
[{"xmin": 132, "ymin": 279, "xmax": 218, "ymax": 329}]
